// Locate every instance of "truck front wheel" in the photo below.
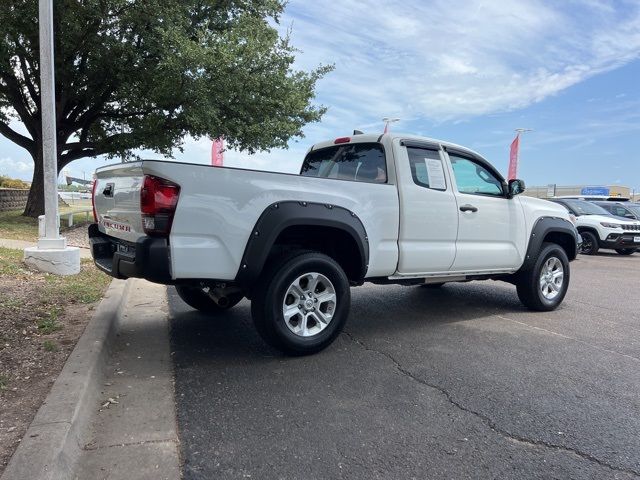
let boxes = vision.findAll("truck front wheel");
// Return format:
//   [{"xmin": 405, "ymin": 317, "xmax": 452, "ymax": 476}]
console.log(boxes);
[
  {"xmin": 251, "ymin": 252, "xmax": 351, "ymax": 356},
  {"xmin": 516, "ymin": 242, "xmax": 570, "ymax": 312},
  {"xmin": 579, "ymin": 231, "xmax": 599, "ymax": 255},
  {"xmin": 175, "ymin": 285, "xmax": 243, "ymax": 314}
]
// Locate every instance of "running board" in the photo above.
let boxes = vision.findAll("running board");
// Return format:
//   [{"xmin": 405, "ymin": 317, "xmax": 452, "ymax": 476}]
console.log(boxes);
[{"xmin": 386, "ymin": 269, "xmax": 515, "ymax": 282}]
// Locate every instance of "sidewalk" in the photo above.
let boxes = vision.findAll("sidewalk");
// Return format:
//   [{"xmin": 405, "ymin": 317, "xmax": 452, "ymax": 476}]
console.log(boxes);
[
  {"xmin": 0, "ymin": 238, "xmax": 92, "ymax": 259},
  {"xmin": 74, "ymin": 279, "xmax": 180, "ymax": 479}
]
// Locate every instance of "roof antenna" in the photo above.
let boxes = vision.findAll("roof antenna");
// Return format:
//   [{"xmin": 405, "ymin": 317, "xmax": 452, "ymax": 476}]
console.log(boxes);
[{"xmin": 353, "ymin": 129, "xmax": 364, "ymax": 135}]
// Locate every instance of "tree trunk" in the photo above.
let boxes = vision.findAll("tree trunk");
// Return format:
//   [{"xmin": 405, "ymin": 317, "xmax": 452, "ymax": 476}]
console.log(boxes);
[{"xmin": 23, "ymin": 149, "xmax": 45, "ymax": 218}]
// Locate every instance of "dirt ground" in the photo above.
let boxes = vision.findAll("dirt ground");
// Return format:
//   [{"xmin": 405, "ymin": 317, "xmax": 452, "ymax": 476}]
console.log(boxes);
[{"xmin": 0, "ymin": 248, "xmax": 110, "ymax": 474}]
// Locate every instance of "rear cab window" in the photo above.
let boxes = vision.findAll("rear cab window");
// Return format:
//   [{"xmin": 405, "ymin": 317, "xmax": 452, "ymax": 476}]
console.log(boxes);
[{"xmin": 300, "ymin": 143, "xmax": 387, "ymax": 184}]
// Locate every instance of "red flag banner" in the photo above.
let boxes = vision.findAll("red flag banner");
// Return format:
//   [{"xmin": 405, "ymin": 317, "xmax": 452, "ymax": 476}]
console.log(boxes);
[
  {"xmin": 211, "ymin": 137, "xmax": 224, "ymax": 166},
  {"xmin": 508, "ymin": 134, "xmax": 520, "ymax": 180}
]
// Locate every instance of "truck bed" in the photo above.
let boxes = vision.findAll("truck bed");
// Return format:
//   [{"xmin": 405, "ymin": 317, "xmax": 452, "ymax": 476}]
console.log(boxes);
[{"xmin": 93, "ymin": 161, "xmax": 400, "ymax": 281}]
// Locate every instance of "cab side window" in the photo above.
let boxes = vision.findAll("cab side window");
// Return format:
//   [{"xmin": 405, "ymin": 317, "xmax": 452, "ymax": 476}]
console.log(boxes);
[
  {"xmin": 449, "ymin": 154, "xmax": 504, "ymax": 196},
  {"xmin": 407, "ymin": 147, "xmax": 446, "ymax": 190}
]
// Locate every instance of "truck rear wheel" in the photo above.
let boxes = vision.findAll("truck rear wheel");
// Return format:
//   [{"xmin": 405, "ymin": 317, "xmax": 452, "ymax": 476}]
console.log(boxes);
[
  {"xmin": 615, "ymin": 248, "xmax": 636, "ymax": 255},
  {"xmin": 516, "ymin": 242, "xmax": 570, "ymax": 312},
  {"xmin": 175, "ymin": 285, "xmax": 243, "ymax": 314},
  {"xmin": 251, "ymin": 251, "xmax": 351, "ymax": 356}
]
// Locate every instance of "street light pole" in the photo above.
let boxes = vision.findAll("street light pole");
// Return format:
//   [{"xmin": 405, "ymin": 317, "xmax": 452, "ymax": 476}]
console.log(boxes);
[
  {"xmin": 38, "ymin": 0, "xmax": 64, "ymax": 249},
  {"xmin": 24, "ymin": 0, "xmax": 80, "ymax": 275}
]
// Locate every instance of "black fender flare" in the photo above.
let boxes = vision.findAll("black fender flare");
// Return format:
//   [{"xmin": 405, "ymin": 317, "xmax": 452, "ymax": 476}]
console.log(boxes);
[
  {"xmin": 518, "ymin": 216, "xmax": 579, "ymax": 272},
  {"xmin": 235, "ymin": 201, "xmax": 369, "ymax": 288},
  {"xmin": 576, "ymin": 226, "xmax": 599, "ymax": 237}
]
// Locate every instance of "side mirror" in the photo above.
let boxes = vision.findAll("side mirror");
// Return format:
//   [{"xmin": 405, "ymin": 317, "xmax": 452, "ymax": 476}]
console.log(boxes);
[{"xmin": 508, "ymin": 179, "xmax": 525, "ymax": 197}]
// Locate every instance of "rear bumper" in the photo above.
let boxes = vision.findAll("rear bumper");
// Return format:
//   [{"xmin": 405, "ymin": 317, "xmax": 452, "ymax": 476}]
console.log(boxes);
[{"xmin": 88, "ymin": 223, "xmax": 173, "ymax": 284}]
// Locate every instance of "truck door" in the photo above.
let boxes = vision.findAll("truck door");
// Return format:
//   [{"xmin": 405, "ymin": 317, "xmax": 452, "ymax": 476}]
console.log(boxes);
[
  {"xmin": 444, "ymin": 149, "xmax": 526, "ymax": 271},
  {"xmin": 396, "ymin": 140, "xmax": 458, "ymax": 274}
]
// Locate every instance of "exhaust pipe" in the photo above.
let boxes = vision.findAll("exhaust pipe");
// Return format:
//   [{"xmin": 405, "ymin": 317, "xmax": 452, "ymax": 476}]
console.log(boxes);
[
  {"xmin": 207, "ymin": 287, "xmax": 239, "ymax": 307},
  {"xmin": 212, "ymin": 293, "xmax": 230, "ymax": 308}
]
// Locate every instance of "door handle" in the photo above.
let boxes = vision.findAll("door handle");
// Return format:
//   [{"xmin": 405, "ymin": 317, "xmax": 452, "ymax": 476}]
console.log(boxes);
[{"xmin": 460, "ymin": 204, "xmax": 478, "ymax": 213}]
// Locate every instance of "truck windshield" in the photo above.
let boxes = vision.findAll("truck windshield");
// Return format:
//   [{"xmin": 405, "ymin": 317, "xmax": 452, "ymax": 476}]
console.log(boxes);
[{"xmin": 300, "ymin": 143, "xmax": 387, "ymax": 184}]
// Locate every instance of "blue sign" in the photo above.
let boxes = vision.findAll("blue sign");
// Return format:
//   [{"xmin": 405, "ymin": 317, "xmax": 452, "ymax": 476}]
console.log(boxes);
[{"xmin": 581, "ymin": 187, "xmax": 609, "ymax": 196}]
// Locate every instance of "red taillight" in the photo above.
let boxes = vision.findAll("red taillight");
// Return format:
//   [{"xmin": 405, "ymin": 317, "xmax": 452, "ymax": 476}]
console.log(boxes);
[
  {"xmin": 91, "ymin": 178, "xmax": 98, "ymax": 223},
  {"xmin": 334, "ymin": 137, "xmax": 351, "ymax": 144},
  {"xmin": 140, "ymin": 175, "xmax": 180, "ymax": 236}
]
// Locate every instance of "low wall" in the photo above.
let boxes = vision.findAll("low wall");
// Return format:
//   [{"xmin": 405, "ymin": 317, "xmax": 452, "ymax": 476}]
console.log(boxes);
[
  {"xmin": 0, "ymin": 189, "xmax": 70, "ymax": 213},
  {"xmin": 0, "ymin": 188, "xmax": 29, "ymax": 212}
]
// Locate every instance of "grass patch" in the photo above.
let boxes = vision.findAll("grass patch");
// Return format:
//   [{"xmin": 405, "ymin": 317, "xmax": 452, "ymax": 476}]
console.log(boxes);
[
  {"xmin": 0, "ymin": 247, "xmax": 111, "ymax": 333},
  {"xmin": 0, "ymin": 375, "xmax": 8, "ymax": 390},
  {"xmin": 0, "ymin": 210, "xmax": 37, "ymax": 241},
  {"xmin": 37, "ymin": 308, "xmax": 63, "ymax": 334},
  {"xmin": 0, "ymin": 208, "xmax": 92, "ymax": 242},
  {"xmin": 43, "ymin": 340, "xmax": 58, "ymax": 352},
  {"xmin": 44, "ymin": 259, "xmax": 111, "ymax": 304},
  {"xmin": 0, "ymin": 294, "xmax": 22, "ymax": 311},
  {"xmin": 0, "ymin": 246, "xmax": 25, "ymax": 275}
]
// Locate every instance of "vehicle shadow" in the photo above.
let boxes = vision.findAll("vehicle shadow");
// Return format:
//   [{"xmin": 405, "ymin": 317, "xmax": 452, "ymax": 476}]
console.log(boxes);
[
  {"xmin": 587, "ymin": 251, "xmax": 639, "ymax": 258},
  {"xmin": 168, "ymin": 281, "xmax": 526, "ymax": 363}
]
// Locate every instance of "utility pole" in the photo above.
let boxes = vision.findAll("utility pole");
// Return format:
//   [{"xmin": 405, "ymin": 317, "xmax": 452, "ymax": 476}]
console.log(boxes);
[{"xmin": 24, "ymin": 0, "xmax": 80, "ymax": 275}]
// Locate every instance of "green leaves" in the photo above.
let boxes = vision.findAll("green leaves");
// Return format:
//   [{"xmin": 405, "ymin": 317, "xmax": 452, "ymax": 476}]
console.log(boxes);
[{"xmin": 0, "ymin": 0, "xmax": 332, "ymax": 162}]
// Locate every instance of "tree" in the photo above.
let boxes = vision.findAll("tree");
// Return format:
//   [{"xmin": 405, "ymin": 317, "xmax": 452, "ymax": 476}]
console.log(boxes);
[
  {"xmin": 0, "ymin": 0, "xmax": 332, "ymax": 217},
  {"xmin": 0, "ymin": 174, "xmax": 30, "ymax": 189}
]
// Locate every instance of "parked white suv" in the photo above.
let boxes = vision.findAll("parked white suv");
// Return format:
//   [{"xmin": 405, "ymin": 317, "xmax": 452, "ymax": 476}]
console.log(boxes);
[
  {"xmin": 90, "ymin": 133, "xmax": 579, "ymax": 355},
  {"xmin": 550, "ymin": 199, "xmax": 640, "ymax": 255}
]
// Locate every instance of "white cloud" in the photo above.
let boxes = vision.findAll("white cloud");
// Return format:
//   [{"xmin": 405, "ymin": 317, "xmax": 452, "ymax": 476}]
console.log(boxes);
[
  {"xmin": 3, "ymin": 1, "xmax": 639, "ymax": 176},
  {"xmin": 0, "ymin": 156, "xmax": 32, "ymax": 176},
  {"xmin": 176, "ymin": 0, "xmax": 640, "ymax": 171},
  {"xmin": 280, "ymin": 0, "xmax": 640, "ymax": 123}
]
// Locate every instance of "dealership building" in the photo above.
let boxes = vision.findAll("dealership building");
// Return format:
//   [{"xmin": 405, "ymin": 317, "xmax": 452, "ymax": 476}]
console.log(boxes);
[{"xmin": 524, "ymin": 184, "xmax": 638, "ymax": 201}]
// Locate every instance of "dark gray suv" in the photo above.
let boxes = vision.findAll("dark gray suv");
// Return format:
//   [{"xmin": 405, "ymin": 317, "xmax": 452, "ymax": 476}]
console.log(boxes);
[{"xmin": 593, "ymin": 201, "xmax": 640, "ymax": 221}]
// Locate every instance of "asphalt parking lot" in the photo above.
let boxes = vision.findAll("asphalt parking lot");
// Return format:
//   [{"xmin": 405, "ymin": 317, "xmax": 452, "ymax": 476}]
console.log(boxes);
[{"xmin": 169, "ymin": 253, "xmax": 640, "ymax": 480}]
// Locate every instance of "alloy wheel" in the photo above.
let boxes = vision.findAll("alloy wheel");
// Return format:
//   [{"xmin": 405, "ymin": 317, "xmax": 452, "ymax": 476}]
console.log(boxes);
[
  {"xmin": 539, "ymin": 256, "xmax": 564, "ymax": 300},
  {"xmin": 282, "ymin": 272, "xmax": 336, "ymax": 337}
]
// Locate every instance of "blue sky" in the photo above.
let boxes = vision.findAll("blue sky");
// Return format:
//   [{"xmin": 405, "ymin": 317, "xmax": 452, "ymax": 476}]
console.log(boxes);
[{"xmin": 1, "ymin": 0, "xmax": 639, "ymax": 191}]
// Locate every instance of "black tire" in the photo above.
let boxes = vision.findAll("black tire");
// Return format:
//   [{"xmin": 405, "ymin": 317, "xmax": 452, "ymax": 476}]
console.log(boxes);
[
  {"xmin": 251, "ymin": 251, "xmax": 351, "ymax": 356},
  {"xmin": 516, "ymin": 242, "xmax": 570, "ymax": 312},
  {"xmin": 579, "ymin": 231, "xmax": 599, "ymax": 255},
  {"xmin": 175, "ymin": 285, "xmax": 243, "ymax": 314},
  {"xmin": 420, "ymin": 283, "xmax": 446, "ymax": 288},
  {"xmin": 615, "ymin": 248, "xmax": 636, "ymax": 255}
]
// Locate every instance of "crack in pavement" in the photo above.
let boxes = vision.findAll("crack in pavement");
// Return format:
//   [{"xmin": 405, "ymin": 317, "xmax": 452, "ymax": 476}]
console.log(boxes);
[
  {"xmin": 342, "ymin": 331, "xmax": 640, "ymax": 478},
  {"xmin": 82, "ymin": 438, "xmax": 177, "ymax": 451},
  {"xmin": 495, "ymin": 315, "xmax": 640, "ymax": 363}
]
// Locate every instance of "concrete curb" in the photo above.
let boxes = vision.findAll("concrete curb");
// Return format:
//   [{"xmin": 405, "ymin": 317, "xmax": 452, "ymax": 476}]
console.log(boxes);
[{"xmin": 1, "ymin": 279, "xmax": 132, "ymax": 480}]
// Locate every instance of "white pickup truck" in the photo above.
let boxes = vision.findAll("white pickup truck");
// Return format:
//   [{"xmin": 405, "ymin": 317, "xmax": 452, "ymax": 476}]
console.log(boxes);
[{"xmin": 90, "ymin": 133, "xmax": 579, "ymax": 355}]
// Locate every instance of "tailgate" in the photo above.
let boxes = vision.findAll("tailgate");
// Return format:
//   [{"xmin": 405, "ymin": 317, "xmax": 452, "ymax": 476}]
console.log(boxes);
[{"xmin": 94, "ymin": 162, "xmax": 144, "ymax": 243}]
